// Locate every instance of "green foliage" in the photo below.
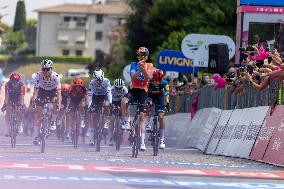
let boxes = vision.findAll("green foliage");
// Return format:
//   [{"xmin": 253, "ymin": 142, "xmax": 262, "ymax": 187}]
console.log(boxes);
[
  {"xmin": 151, "ymin": 30, "xmax": 187, "ymax": 65},
  {"xmin": 144, "ymin": 0, "xmax": 236, "ymax": 54},
  {"xmin": 125, "ymin": 0, "xmax": 155, "ymax": 61},
  {"xmin": 2, "ymin": 31, "xmax": 28, "ymax": 53},
  {"xmin": 26, "ymin": 56, "xmax": 93, "ymax": 64},
  {"xmin": 13, "ymin": 0, "xmax": 27, "ymax": 32},
  {"xmin": 26, "ymin": 19, "xmax": 37, "ymax": 27}
]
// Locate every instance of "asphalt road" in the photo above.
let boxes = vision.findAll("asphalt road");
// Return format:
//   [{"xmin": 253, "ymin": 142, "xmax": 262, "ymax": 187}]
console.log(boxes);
[{"xmin": 0, "ymin": 87, "xmax": 284, "ymax": 188}]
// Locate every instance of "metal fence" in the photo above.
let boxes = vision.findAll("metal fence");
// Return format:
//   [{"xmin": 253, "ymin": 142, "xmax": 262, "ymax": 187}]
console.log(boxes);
[{"xmin": 169, "ymin": 78, "xmax": 284, "ymax": 113}]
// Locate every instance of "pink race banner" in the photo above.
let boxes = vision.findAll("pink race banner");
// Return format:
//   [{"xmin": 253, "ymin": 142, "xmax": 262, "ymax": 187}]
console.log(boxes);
[
  {"xmin": 250, "ymin": 106, "xmax": 284, "ymax": 161},
  {"xmin": 238, "ymin": 6, "xmax": 284, "ymax": 14}
]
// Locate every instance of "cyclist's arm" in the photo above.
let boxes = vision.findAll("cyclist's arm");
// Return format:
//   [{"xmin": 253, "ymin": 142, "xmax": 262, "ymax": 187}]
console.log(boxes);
[
  {"xmin": 142, "ymin": 63, "xmax": 153, "ymax": 80},
  {"xmin": 3, "ymin": 83, "xmax": 9, "ymax": 105},
  {"xmin": 131, "ymin": 69, "xmax": 143, "ymax": 81}
]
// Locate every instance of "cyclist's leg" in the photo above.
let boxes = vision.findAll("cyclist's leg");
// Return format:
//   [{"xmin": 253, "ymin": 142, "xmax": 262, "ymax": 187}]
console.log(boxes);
[
  {"xmin": 157, "ymin": 94, "xmax": 166, "ymax": 148},
  {"xmin": 138, "ymin": 90, "xmax": 148, "ymax": 148},
  {"xmin": 102, "ymin": 99, "xmax": 110, "ymax": 128},
  {"xmin": 4, "ymin": 105, "xmax": 12, "ymax": 136},
  {"xmin": 121, "ymin": 97, "xmax": 130, "ymax": 129}
]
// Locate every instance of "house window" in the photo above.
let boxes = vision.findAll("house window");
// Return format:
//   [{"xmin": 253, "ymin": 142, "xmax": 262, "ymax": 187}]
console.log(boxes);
[
  {"xmin": 64, "ymin": 16, "xmax": 71, "ymax": 22},
  {"xmin": 95, "ymin": 31, "xmax": 103, "ymax": 41},
  {"xmin": 96, "ymin": 14, "xmax": 103, "ymax": 23},
  {"xmin": 75, "ymin": 50, "xmax": 83, "ymax": 56},
  {"xmin": 62, "ymin": 49, "xmax": 70, "ymax": 56}
]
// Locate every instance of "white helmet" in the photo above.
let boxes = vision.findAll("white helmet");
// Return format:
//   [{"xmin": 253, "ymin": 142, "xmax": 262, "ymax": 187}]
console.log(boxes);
[
  {"xmin": 41, "ymin": 59, "xmax": 53, "ymax": 68},
  {"xmin": 93, "ymin": 69, "xmax": 104, "ymax": 81},
  {"xmin": 114, "ymin": 79, "xmax": 125, "ymax": 88}
]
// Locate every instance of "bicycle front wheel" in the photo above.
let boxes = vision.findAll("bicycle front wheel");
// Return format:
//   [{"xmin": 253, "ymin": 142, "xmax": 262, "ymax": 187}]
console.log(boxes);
[
  {"xmin": 153, "ymin": 118, "xmax": 159, "ymax": 156},
  {"xmin": 115, "ymin": 116, "xmax": 123, "ymax": 151}
]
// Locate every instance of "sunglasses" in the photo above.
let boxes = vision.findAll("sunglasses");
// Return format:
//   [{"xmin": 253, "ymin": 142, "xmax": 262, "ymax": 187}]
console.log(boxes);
[{"xmin": 42, "ymin": 67, "xmax": 51, "ymax": 72}]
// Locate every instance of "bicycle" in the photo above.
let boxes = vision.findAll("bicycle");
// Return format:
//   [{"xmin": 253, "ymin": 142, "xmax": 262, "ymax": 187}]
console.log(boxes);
[
  {"xmin": 148, "ymin": 105, "xmax": 167, "ymax": 156},
  {"xmin": 71, "ymin": 107, "xmax": 81, "ymax": 149},
  {"xmin": 112, "ymin": 106, "xmax": 123, "ymax": 151},
  {"xmin": 37, "ymin": 98, "xmax": 55, "ymax": 153},
  {"xmin": 90, "ymin": 105, "xmax": 105, "ymax": 152},
  {"xmin": 9, "ymin": 102, "xmax": 18, "ymax": 148},
  {"xmin": 128, "ymin": 102, "xmax": 146, "ymax": 158},
  {"xmin": 56, "ymin": 111, "xmax": 67, "ymax": 143}
]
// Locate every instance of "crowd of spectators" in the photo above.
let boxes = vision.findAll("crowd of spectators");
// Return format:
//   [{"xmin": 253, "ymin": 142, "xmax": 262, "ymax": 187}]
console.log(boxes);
[{"xmin": 167, "ymin": 35, "xmax": 284, "ymax": 112}]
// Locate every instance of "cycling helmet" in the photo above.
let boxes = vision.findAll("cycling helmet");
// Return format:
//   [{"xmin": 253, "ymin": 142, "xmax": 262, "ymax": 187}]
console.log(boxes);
[
  {"xmin": 41, "ymin": 59, "xmax": 53, "ymax": 68},
  {"xmin": 153, "ymin": 69, "xmax": 164, "ymax": 81},
  {"xmin": 61, "ymin": 83, "xmax": 70, "ymax": 92},
  {"xmin": 93, "ymin": 69, "xmax": 104, "ymax": 81},
  {"xmin": 73, "ymin": 77, "xmax": 85, "ymax": 86},
  {"xmin": 10, "ymin": 73, "xmax": 21, "ymax": 82},
  {"xmin": 114, "ymin": 79, "xmax": 125, "ymax": 88},
  {"xmin": 137, "ymin": 47, "xmax": 149, "ymax": 56}
]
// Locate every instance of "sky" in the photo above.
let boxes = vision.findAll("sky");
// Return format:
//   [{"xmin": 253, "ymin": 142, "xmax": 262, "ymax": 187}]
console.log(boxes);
[{"xmin": 0, "ymin": 0, "xmax": 93, "ymax": 25}]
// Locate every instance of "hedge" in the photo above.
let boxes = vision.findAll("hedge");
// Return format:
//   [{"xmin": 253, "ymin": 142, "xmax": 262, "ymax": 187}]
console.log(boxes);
[{"xmin": 26, "ymin": 55, "xmax": 93, "ymax": 64}]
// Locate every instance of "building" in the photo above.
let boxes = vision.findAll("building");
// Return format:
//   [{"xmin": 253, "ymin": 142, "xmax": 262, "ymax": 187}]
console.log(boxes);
[{"xmin": 35, "ymin": 0, "xmax": 129, "ymax": 57}]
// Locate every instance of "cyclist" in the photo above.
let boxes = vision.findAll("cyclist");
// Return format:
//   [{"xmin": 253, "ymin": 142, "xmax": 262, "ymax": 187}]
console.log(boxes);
[
  {"xmin": 125, "ymin": 47, "xmax": 153, "ymax": 151},
  {"xmin": 1, "ymin": 73, "xmax": 25, "ymax": 136},
  {"xmin": 109, "ymin": 78, "xmax": 129, "ymax": 145},
  {"xmin": 88, "ymin": 68, "xmax": 112, "ymax": 145},
  {"xmin": 147, "ymin": 69, "xmax": 170, "ymax": 149},
  {"xmin": 32, "ymin": 59, "xmax": 61, "ymax": 145},
  {"xmin": 66, "ymin": 77, "xmax": 88, "ymax": 142},
  {"xmin": 57, "ymin": 83, "xmax": 70, "ymax": 139}
]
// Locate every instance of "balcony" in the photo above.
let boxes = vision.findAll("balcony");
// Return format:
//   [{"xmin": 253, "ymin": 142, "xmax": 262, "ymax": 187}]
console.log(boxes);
[{"xmin": 58, "ymin": 21, "xmax": 89, "ymax": 30}]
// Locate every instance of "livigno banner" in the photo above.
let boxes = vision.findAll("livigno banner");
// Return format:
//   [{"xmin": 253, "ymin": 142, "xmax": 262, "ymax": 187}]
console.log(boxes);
[{"xmin": 156, "ymin": 50, "xmax": 199, "ymax": 73}]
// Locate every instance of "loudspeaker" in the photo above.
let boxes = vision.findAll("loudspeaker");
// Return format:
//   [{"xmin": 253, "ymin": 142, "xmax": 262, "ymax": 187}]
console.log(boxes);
[{"xmin": 208, "ymin": 43, "xmax": 229, "ymax": 75}]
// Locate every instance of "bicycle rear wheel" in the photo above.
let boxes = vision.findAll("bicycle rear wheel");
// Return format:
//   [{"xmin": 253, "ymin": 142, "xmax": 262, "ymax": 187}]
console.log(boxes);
[
  {"xmin": 153, "ymin": 118, "xmax": 159, "ymax": 156},
  {"xmin": 40, "ymin": 117, "xmax": 48, "ymax": 153},
  {"xmin": 96, "ymin": 115, "xmax": 103, "ymax": 152},
  {"xmin": 73, "ymin": 112, "xmax": 79, "ymax": 149},
  {"xmin": 132, "ymin": 115, "xmax": 140, "ymax": 158},
  {"xmin": 115, "ymin": 116, "xmax": 123, "ymax": 151},
  {"xmin": 10, "ymin": 117, "xmax": 16, "ymax": 148}
]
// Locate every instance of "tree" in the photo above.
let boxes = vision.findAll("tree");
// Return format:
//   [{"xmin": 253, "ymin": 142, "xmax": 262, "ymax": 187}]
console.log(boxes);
[
  {"xmin": 151, "ymin": 30, "xmax": 187, "ymax": 64},
  {"xmin": 125, "ymin": 0, "xmax": 155, "ymax": 61},
  {"xmin": 13, "ymin": 0, "xmax": 27, "ymax": 32},
  {"xmin": 144, "ymin": 0, "xmax": 237, "ymax": 54}
]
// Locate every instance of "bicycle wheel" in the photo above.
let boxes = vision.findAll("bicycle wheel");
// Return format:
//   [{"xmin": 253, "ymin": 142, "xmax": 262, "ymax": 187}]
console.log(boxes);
[
  {"xmin": 73, "ymin": 111, "xmax": 79, "ymax": 149},
  {"xmin": 115, "ymin": 116, "xmax": 123, "ymax": 151},
  {"xmin": 10, "ymin": 113, "xmax": 16, "ymax": 148},
  {"xmin": 96, "ymin": 114, "xmax": 103, "ymax": 152},
  {"xmin": 132, "ymin": 114, "xmax": 140, "ymax": 158},
  {"xmin": 153, "ymin": 117, "xmax": 159, "ymax": 156},
  {"xmin": 40, "ymin": 117, "xmax": 48, "ymax": 153}
]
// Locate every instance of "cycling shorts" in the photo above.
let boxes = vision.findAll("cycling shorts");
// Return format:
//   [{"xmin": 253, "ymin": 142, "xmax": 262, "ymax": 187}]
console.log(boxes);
[
  {"xmin": 35, "ymin": 88, "xmax": 57, "ymax": 107},
  {"xmin": 91, "ymin": 94, "xmax": 109, "ymax": 113},
  {"xmin": 148, "ymin": 94, "xmax": 166, "ymax": 113},
  {"xmin": 128, "ymin": 88, "xmax": 148, "ymax": 113}
]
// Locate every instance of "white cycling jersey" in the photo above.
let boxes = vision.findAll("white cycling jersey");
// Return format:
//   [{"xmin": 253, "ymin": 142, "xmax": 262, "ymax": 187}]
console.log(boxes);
[
  {"xmin": 111, "ymin": 86, "xmax": 128, "ymax": 102},
  {"xmin": 89, "ymin": 78, "xmax": 112, "ymax": 103},
  {"xmin": 34, "ymin": 71, "xmax": 61, "ymax": 91}
]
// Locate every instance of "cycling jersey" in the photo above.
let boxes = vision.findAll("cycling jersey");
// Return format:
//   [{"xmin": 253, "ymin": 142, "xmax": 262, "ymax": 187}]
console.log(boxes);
[
  {"xmin": 5, "ymin": 80, "xmax": 25, "ymax": 102},
  {"xmin": 111, "ymin": 86, "xmax": 128, "ymax": 102},
  {"xmin": 148, "ymin": 79, "xmax": 170, "ymax": 96},
  {"xmin": 70, "ymin": 85, "xmax": 87, "ymax": 99},
  {"xmin": 89, "ymin": 78, "xmax": 112, "ymax": 103},
  {"xmin": 130, "ymin": 61, "xmax": 153, "ymax": 91},
  {"xmin": 34, "ymin": 71, "xmax": 61, "ymax": 90}
]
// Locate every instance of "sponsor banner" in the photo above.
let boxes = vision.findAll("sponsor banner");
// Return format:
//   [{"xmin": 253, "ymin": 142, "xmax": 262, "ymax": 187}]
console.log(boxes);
[
  {"xmin": 250, "ymin": 106, "xmax": 282, "ymax": 161},
  {"xmin": 239, "ymin": 5, "xmax": 284, "ymax": 14},
  {"xmin": 215, "ymin": 109, "xmax": 243, "ymax": 155},
  {"xmin": 181, "ymin": 34, "xmax": 235, "ymax": 67},
  {"xmin": 178, "ymin": 109, "xmax": 205, "ymax": 148},
  {"xmin": 206, "ymin": 110, "xmax": 233, "ymax": 154},
  {"xmin": 262, "ymin": 106, "xmax": 284, "ymax": 166},
  {"xmin": 156, "ymin": 50, "xmax": 198, "ymax": 73},
  {"xmin": 240, "ymin": 0, "xmax": 284, "ymax": 6},
  {"xmin": 223, "ymin": 109, "xmax": 251, "ymax": 157},
  {"xmin": 164, "ymin": 113, "xmax": 192, "ymax": 148},
  {"xmin": 195, "ymin": 108, "xmax": 222, "ymax": 152},
  {"xmin": 238, "ymin": 106, "xmax": 269, "ymax": 158}
]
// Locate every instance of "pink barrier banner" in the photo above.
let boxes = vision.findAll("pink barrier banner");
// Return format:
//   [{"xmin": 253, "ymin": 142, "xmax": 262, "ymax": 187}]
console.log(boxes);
[
  {"xmin": 262, "ymin": 106, "xmax": 284, "ymax": 166},
  {"xmin": 250, "ymin": 106, "xmax": 284, "ymax": 161}
]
